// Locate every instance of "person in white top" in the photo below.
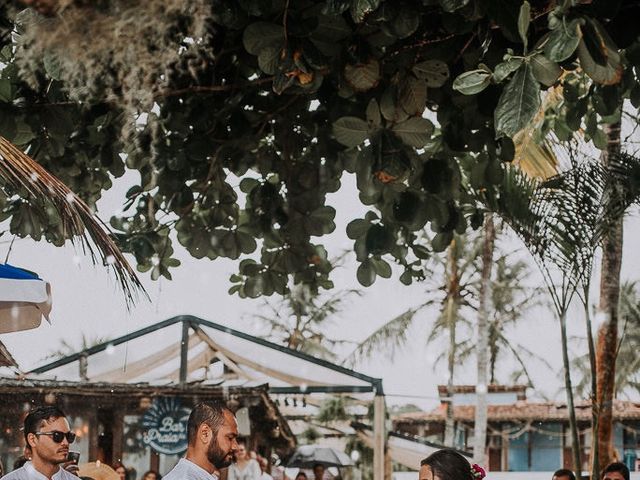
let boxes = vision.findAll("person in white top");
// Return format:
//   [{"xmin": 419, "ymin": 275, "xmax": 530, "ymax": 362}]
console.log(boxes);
[
  {"xmin": 163, "ymin": 401, "xmax": 240, "ymax": 480},
  {"xmin": 2, "ymin": 405, "xmax": 79, "ymax": 480},
  {"xmin": 227, "ymin": 443, "xmax": 261, "ymax": 480},
  {"xmin": 257, "ymin": 457, "xmax": 272, "ymax": 480}
]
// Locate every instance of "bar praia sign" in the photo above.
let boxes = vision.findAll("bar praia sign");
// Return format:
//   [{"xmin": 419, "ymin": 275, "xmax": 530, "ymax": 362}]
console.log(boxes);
[{"xmin": 142, "ymin": 398, "xmax": 191, "ymax": 455}]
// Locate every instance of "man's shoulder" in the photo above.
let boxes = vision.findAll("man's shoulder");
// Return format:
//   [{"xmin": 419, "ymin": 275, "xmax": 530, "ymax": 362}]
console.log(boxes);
[
  {"xmin": 163, "ymin": 459, "xmax": 197, "ymax": 480},
  {"xmin": 162, "ymin": 461, "xmax": 184, "ymax": 480},
  {"xmin": 2, "ymin": 466, "xmax": 28, "ymax": 480},
  {"xmin": 57, "ymin": 467, "xmax": 79, "ymax": 480}
]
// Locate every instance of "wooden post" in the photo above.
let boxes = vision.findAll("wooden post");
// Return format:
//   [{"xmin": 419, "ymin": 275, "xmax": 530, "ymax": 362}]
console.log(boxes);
[
  {"xmin": 373, "ymin": 394, "xmax": 386, "ymax": 480},
  {"xmin": 111, "ymin": 407, "xmax": 125, "ymax": 464},
  {"xmin": 87, "ymin": 408, "xmax": 99, "ymax": 461}
]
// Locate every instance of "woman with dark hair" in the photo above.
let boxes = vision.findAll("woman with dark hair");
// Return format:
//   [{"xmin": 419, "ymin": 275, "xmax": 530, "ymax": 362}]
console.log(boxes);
[
  {"xmin": 143, "ymin": 470, "xmax": 162, "ymax": 480},
  {"xmin": 419, "ymin": 449, "xmax": 485, "ymax": 480},
  {"xmin": 112, "ymin": 463, "xmax": 129, "ymax": 480}
]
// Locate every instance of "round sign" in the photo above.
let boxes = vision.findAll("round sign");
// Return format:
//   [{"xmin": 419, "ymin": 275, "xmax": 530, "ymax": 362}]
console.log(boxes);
[{"xmin": 141, "ymin": 398, "xmax": 191, "ymax": 455}]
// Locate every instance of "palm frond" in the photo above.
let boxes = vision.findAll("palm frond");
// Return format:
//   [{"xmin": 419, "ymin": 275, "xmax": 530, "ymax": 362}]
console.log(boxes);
[
  {"xmin": 0, "ymin": 136, "xmax": 146, "ymax": 305},
  {"xmin": 343, "ymin": 306, "xmax": 424, "ymax": 366},
  {"xmin": 514, "ymin": 133, "xmax": 559, "ymax": 180}
]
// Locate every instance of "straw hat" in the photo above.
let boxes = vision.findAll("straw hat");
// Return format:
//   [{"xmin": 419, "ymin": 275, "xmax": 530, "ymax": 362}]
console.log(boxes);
[{"xmin": 78, "ymin": 462, "xmax": 120, "ymax": 480}]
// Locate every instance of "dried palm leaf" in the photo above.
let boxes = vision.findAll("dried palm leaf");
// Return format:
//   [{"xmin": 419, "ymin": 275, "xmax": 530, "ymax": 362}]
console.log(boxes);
[
  {"xmin": 0, "ymin": 134, "xmax": 147, "ymax": 306},
  {"xmin": 513, "ymin": 87, "xmax": 563, "ymax": 180}
]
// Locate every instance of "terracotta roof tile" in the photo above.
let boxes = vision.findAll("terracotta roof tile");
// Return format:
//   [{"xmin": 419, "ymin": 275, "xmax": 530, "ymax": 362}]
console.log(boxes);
[{"xmin": 394, "ymin": 400, "xmax": 640, "ymax": 424}]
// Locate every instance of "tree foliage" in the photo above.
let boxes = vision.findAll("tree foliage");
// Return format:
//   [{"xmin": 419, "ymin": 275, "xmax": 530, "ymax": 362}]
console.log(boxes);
[{"xmin": 1, "ymin": 0, "xmax": 640, "ymax": 296}]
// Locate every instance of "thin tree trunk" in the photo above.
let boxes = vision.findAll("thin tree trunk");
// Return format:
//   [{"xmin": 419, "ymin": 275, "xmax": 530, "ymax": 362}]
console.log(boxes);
[
  {"xmin": 473, "ymin": 214, "xmax": 495, "ymax": 466},
  {"xmin": 583, "ymin": 290, "xmax": 599, "ymax": 479},
  {"xmin": 595, "ymin": 120, "xmax": 623, "ymax": 468},
  {"xmin": 444, "ymin": 239, "xmax": 458, "ymax": 447},
  {"xmin": 560, "ymin": 309, "xmax": 582, "ymax": 477}
]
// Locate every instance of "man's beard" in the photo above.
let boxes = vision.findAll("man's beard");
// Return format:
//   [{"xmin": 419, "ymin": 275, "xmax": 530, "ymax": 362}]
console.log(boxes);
[{"xmin": 207, "ymin": 441, "xmax": 234, "ymax": 469}]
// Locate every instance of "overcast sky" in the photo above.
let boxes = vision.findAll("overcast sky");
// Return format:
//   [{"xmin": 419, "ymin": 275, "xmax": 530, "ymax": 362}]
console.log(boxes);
[{"xmin": 2, "ymin": 166, "xmax": 640, "ymax": 411}]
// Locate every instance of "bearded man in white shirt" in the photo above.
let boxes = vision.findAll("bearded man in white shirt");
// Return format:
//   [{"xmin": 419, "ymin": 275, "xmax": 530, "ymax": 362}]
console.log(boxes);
[
  {"xmin": 164, "ymin": 401, "xmax": 239, "ymax": 480},
  {"xmin": 3, "ymin": 405, "xmax": 79, "ymax": 480}
]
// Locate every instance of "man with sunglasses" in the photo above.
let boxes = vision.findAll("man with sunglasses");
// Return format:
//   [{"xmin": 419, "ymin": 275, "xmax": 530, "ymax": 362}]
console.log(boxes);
[{"xmin": 4, "ymin": 406, "xmax": 79, "ymax": 480}]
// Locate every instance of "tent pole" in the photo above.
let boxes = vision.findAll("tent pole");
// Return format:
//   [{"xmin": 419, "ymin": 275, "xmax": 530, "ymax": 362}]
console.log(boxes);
[
  {"xmin": 373, "ymin": 393, "xmax": 386, "ymax": 480},
  {"xmin": 179, "ymin": 320, "xmax": 189, "ymax": 385}
]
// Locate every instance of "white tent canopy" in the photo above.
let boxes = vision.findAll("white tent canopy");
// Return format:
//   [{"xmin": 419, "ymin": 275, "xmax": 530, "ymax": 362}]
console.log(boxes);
[
  {"xmin": 27, "ymin": 315, "xmax": 386, "ymax": 480},
  {"xmin": 28, "ymin": 315, "xmax": 381, "ymax": 393}
]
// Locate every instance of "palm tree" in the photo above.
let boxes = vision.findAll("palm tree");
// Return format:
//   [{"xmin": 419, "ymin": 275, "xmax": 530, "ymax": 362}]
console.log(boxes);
[
  {"xmin": 251, "ymin": 283, "xmax": 360, "ymax": 360},
  {"xmin": 0, "ymin": 135, "xmax": 145, "ymax": 304},
  {"xmin": 486, "ymin": 150, "xmax": 640, "ymax": 476},
  {"xmin": 45, "ymin": 333, "xmax": 111, "ymax": 380},
  {"xmin": 454, "ymin": 252, "xmax": 548, "ymax": 385},
  {"xmin": 595, "ymin": 119, "xmax": 623, "ymax": 470},
  {"xmin": 346, "ymin": 231, "xmax": 541, "ymax": 445},
  {"xmin": 470, "ymin": 95, "xmax": 561, "ymax": 464},
  {"xmin": 572, "ymin": 280, "xmax": 640, "ymax": 398}
]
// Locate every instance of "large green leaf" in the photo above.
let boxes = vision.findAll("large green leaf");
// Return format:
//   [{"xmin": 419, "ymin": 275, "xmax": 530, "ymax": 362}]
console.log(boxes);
[
  {"xmin": 452, "ymin": 68, "xmax": 492, "ymax": 95},
  {"xmin": 243, "ymin": 22, "xmax": 284, "ymax": 55},
  {"xmin": 544, "ymin": 18, "xmax": 582, "ymax": 62},
  {"xmin": 344, "ymin": 58, "xmax": 380, "ymax": 92},
  {"xmin": 399, "ymin": 76, "xmax": 427, "ymax": 116},
  {"xmin": 517, "ymin": 1, "xmax": 530, "ymax": 50},
  {"xmin": 412, "ymin": 60, "xmax": 450, "ymax": 88},
  {"xmin": 333, "ymin": 116, "xmax": 370, "ymax": 147},
  {"xmin": 258, "ymin": 46, "xmax": 280, "ymax": 75},
  {"xmin": 577, "ymin": 20, "xmax": 622, "ymax": 85},
  {"xmin": 494, "ymin": 63, "xmax": 541, "ymax": 137},
  {"xmin": 391, "ymin": 117, "xmax": 434, "ymax": 148},
  {"xmin": 357, "ymin": 260, "xmax": 377, "ymax": 286},
  {"xmin": 530, "ymin": 53, "xmax": 561, "ymax": 87},
  {"xmin": 493, "ymin": 57, "xmax": 524, "ymax": 83}
]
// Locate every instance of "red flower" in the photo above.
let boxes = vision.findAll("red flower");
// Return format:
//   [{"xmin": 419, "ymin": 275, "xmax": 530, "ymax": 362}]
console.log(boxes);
[{"xmin": 471, "ymin": 464, "xmax": 486, "ymax": 479}]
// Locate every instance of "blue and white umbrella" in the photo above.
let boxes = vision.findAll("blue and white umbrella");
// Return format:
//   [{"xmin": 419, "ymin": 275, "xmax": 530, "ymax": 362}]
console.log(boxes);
[{"xmin": 0, "ymin": 263, "xmax": 52, "ymax": 334}]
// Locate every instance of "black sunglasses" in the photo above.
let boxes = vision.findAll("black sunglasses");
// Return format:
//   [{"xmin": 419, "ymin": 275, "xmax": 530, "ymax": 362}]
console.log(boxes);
[{"xmin": 35, "ymin": 431, "xmax": 76, "ymax": 444}]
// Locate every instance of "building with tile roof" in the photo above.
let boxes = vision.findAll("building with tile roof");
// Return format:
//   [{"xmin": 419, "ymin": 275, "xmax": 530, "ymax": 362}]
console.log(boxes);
[{"xmin": 393, "ymin": 385, "xmax": 640, "ymax": 472}]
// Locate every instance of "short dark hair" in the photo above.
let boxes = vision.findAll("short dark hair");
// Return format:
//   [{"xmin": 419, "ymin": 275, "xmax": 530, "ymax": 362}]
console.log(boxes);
[
  {"xmin": 602, "ymin": 462, "xmax": 630, "ymax": 480},
  {"xmin": 553, "ymin": 468, "xmax": 576, "ymax": 480},
  {"xmin": 187, "ymin": 401, "xmax": 229, "ymax": 445},
  {"xmin": 420, "ymin": 449, "xmax": 473, "ymax": 480},
  {"xmin": 24, "ymin": 406, "xmax": 66, "ymax": 443}
]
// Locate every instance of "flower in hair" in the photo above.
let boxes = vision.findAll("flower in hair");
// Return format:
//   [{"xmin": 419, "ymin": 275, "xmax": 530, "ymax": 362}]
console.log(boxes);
[{"xmin": 471, "ymin": 464, "xmax": 486, "ymax": 479}]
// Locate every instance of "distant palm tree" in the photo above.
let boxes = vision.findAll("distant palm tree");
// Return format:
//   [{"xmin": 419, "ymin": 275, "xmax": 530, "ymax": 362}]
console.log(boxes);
[
  {"xmin": 346, "ymin": 230, "xmax": 541, "ymax": 449},
  {"xmin": 455, "ymin": 253, "xmax": 548, "ymax": 385},
  {"xmin": 46, "ymin": 333, "xmax": 111, "ymax": 360},
  {"xmin": 572, "ymin": 280, "xmax": 640, "ymax": 398},
  {"xmin": 347, "ymin": 233, "xmax": 541, "ymax": 376},
  {"xmin": 251, "ymin": 283, "xmax": 361, "ymax": 360}
]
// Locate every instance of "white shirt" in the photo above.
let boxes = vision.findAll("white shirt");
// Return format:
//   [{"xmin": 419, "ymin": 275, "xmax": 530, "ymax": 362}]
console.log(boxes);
[
  {"xmin": 163, "ymin": 459, "xmax": 219, "ymax": 480},
  {"xmin": 227, "ymin": 460, "xmax": 261, "ymax": 480},
  {"xmin": 3, "ymin": 461, "xmax": 78, "ymax": 480}
]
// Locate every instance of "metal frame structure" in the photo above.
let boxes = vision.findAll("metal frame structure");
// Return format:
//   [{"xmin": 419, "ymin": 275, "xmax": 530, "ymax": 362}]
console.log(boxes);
[{"xmin": 29, "ymin": 315, "xmax": 387, "ymax": 480}]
